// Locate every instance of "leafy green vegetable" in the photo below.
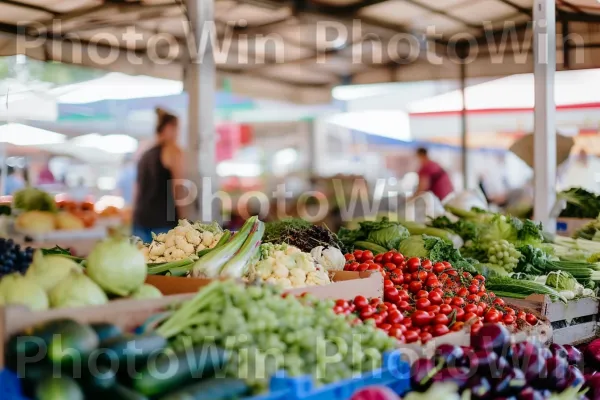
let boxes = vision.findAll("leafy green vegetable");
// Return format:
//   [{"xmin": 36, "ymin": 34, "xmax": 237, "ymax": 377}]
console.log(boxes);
[
  {"xmin": 429, "ymin": 216, "xmax": 479, "ymax": 241},
  {"xmin": 264, "ymin": 218, "xmax": 343, "ymax": 253},
  {"xmin": 338, "ymin": 217, "xmax": 409, "ymax": 252},
  {"xmin": 546, "ymin": 271, "xmax": 578, "ymax": 292},
  {"xmin": 13, "ymin": 187, "xmax": 57, "ymax": 212},
  {"xmin": 480, "ymin": 214, "xmax": 520, "ymax": 243},
  {"xmin": 398, "ymin": 235, "xmax": 475, "ymax": 272},
  {"xmin": 475, "ymin": 263, "xmax": 510, "ymax": 278},
  {"xmin": 558, "ymin": 187, "xmax": 600, "ymax": 219},
  {"xmin": 515, "ymin": 245, "xmax": 547, "ymax": 275}
]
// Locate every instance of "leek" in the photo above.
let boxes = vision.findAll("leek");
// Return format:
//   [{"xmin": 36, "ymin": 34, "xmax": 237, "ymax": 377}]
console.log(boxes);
[{"xmin": 220, "ymin": 221, "xmax": 264, "ymax": 278}]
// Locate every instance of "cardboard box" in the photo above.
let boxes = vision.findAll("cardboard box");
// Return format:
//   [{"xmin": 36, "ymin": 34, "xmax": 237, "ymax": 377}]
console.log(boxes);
[
  {"xmin": 0, "ymin": 294, "xmax": 192, "ymax": 369},
  {"xmin": 146, "ymin": 271, "xmax": 383, "ymax": 301},
  {"xmin": 503, "ymin": 294, "xmax": 598, "ymax": 345},
  {"xmin": 556, "ymin": 217, "xmax": 594, "ymax": 237}
]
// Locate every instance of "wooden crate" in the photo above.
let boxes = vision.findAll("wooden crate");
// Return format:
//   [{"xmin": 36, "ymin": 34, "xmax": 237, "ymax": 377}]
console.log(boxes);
[
  {"xmin": 503, "ymin": 294, "xmax": 599, "ymax": 345},
  {"xmin": 146, "ymin": 271, "xmax": 383, "ymax": 301}
]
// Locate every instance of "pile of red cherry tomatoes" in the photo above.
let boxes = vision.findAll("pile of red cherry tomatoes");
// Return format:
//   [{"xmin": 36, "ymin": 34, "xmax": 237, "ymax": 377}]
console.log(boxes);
[{"xmin": 334, "ymin": 249, "xmax": 539, "ymax": 344}]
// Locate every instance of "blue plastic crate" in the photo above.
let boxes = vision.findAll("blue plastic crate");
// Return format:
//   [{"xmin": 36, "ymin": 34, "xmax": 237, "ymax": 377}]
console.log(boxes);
[
  {"xmin": 0, "ymin": 369, "xmax": 27, "ymax": 400},
  {"xmin": 245, "ymin": 350, "xmax": 410, "ymax": 400}
]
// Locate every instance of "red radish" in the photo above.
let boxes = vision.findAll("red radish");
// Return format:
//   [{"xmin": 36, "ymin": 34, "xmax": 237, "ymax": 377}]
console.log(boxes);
[{"xmin": 350, "ymin": 386, "xmax": 398, "ymax": 400}]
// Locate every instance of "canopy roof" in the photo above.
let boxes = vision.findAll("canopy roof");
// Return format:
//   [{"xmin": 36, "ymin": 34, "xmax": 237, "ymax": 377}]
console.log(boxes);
[{"xmin": 1, "ymin": 0, "xmax": 600, "ymax": 103}]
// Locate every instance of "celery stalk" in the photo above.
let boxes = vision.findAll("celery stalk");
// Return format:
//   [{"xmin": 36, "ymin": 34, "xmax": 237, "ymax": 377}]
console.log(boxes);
[{"xmin": 219, "ymin": 221, "xmax": 264, "ymax": 278}]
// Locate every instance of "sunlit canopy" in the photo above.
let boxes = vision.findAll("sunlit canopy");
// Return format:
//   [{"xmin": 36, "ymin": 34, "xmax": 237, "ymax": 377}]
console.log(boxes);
[
  {"xmin": 0, "ymin": 123, "xmax": 65, "ymax": 145},
  {"xmin": 70, "ymin": 134, "xmax": 138, "ymax": 154}
]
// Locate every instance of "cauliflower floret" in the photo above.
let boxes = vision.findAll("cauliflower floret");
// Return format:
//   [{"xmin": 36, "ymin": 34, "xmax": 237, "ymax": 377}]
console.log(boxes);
[
  {"xmin": 293, "ymin": 252, "xmax": 317, "ymax": 272},
  {"xmin": 171, "ymin": 248, "xmax": 186, "ymax": 260},
  {"xmin": 164, "ymin": 234, "xmax": 176, "ymax": 249},
  {"xmin": 289, "ymin": 268, "xmax": 307, "ymax": 287},
  {"xmin": 154, "ymin": 257, "xmax": 166, "ymax": 263},
  {"xmin": 174, "ymin": 226, "xmax": 189, "ymax": 236},
  {"xmin": 149, "ymin": 242, "xmax": 166, "ymax": 257},
  {"xmin": 306, "ymin": 270, "xmax": 331, "ymax": 286},
  {"xmin": 185, "ymin": 229, "xmax": 201, "ymax": 246},
  {"xmin": 197, "ymin": 243, "xmax": 206, "ymax": 252},
  {"xmin": 163, "ymin": 246, "xmax": 177, "ymax": 261},
  {"xmin": 254, "ymin": 260, "xmax": 275, "ymax": 280},
  {"xmin": 266, "ymin": 276, "xmax": 278, "ymax": 285},
  {"xmin": 175, "ymin": 236, "xmax": 195, "ymax": 255},
  {"xmin": 277, "ymin": 278, "xmax": 293, "ymax": 289},
  {"xmin": 141, "ymin": 246, "xmax": 150, "ymax": 261},
  {"xmin": 155, "ymin": 233, "xmax": 167, "ymax": 242},
  {"xmin": 285, "ymin": 246, "xmax": 301, "ymax": 255},
  {"xmin": 273, "ymin": 263, "xmax": 290, "ymax": 279},
  {"xmin": 310, "ymin": 246, "xmax": 345, "ymax": 272},
  {"xmin": 202, "ymin": 231, "xmax": 214, "ymax": 247}
]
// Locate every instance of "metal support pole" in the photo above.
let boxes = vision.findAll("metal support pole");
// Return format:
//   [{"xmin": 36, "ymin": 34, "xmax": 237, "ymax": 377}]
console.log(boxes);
[
  {"xmin": 460, "ymin": 61, "xmax": 468, "ymax": 190},
  {"xmin": 185, "ymin": 0, "xmax": 218, "ymax": 222},
  {"xmin": 533, "ymin": 0, "xmax": 556, "ymax": 232}
]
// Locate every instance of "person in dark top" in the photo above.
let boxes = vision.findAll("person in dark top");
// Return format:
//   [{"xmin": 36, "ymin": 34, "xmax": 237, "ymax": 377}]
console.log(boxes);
[
  {"xmin": 133, "ymin": 108, "xmax": 185, "ymax": 243},
  {"xmin": 415, "ymin": 147, "xmax": 454, "ymax": 201}
]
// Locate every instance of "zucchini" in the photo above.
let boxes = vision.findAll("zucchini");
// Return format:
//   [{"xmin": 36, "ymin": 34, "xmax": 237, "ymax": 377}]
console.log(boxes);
[
  {"xmin": 491, "ymin": 291, "xmax": 529, "ymax": 299},
  {"xmin": 486, "ymin": 277, "xmax": 567, "ymax": 303},
  {"xmin": 91, "ymin": 323, "xmax": 122, "ymax": 343},
  {"xmin": 34, "ymin": 376, "xmax": 85, "ymax": 400},
  {"xmin": 159, "ymin": 378, "xmax": 249, "ymax": 400},
  {"xmin": 98, "ymin": 332, "xmax": 167, "ymax": 366},
  {"xmin": 354, "ymin": 241, "xmax": 387, "ymax": 254},
  {"xmin": 45, "ymin": 321, "xmax": 99, "ymax": 368},
  {"xmin": 131, "ymin": 346, "xmax": 228, "ymax": 397}
]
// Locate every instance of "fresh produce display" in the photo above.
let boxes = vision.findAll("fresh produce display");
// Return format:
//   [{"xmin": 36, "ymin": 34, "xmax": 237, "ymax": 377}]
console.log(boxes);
[
  {"xmin": 0, "ymin": 236, "xmax": 160, "ymax": 310},
  {"xmin": 142, "ymin": 219, "xmax": 226, "ymax": 263},
  {"xmin": 558, "ymin": 187, "xmax": 600, "ymax": 219},
  {"xmin": 5, "ymin": 318, "xmax": 244, "ymax": 400},
  {"xmin": 263, "ymin": 217, "xmax": 343, "ymax": 253},
  {"xmin": 0, "ymin": 237, "xmax": 34, "ymax": 277},
  {"xmin": 342, "ymin": 249, "xmax": 539, "ymax": 343},
  {"xmin": 156, "ymin": 280, "xmax": 397, "ymax": 393},
  {"xmin": 408, "ymin": 323, "xmax": 587, "ymax": 400},
  {"xmin": 15, "ymin": 210, "xmax": 96, "ymax": 233}
]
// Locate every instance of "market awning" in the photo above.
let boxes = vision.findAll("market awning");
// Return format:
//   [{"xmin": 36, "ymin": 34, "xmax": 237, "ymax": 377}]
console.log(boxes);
[{"xmin": 1, "ymin": 0, "xmax": 600, "ymax": 103}]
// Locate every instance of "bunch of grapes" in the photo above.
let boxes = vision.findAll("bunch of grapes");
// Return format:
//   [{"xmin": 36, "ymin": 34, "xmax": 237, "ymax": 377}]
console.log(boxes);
[{"xmin": 0, "ymin": 238, "xmax": 34, "ymax": 277}]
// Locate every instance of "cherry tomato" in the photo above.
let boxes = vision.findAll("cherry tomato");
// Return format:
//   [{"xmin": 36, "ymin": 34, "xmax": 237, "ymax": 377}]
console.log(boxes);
[
  {"xmin": 384, "ymin": 279, "xmax": 394, "ymax": 289},
  {"xmin": 503, "ymin": 314, "xmax": 515, "ymax": 325},
  {"xmin": 442, "ymin": 261, "xmax": 452, "ymax": 269},
  {"xmin": 388, "ymin": 327, "xmax": 403, "ymax": 339},
  {"xmin": 382, "ymin": 252, "xmax": 395, "ymax": 263},
  {"xmin": 397, "ymin": 300, "xmax": 411, "ymax": 312},
  {"xmin": 433, "ymin": 313, "xmax": 449, "ymax": 325},
  {"xmin": 344, "ymin": 253, "xmax": 355, "ymax": 261},
  {"xmin": 425, "ymin": 277, "xmax": 440, "ymax": 288},
  {"xmin": 383, "ymin": 262, "xmax": 397, "ymax": 272},
  {"xmin": 398, "ymin": 290, "xmax": 410, "ymax": 301},
  {"xmin": 464, "ymin": 303, "xmax": 478, "ymax": 314},
  {"xmin": 446, "ymin": 269, "xmax": 458, "ymax": 277},
  {"xmin": 421, "ymin": 325, "xmax": 432, "ymax": 333},
  {"xmin": 433, "ymin": 262, "xmax": 446, "ymax": 274},
  {"xmin": 424, "ymin": 305, "xmax": 440, "ymax": 314},
  {"xmin": 384, "ymin": 287, "xmax": 400, "ymax": 303},
  {"xmin": 421, "ymin": 259, "xmax": 433, "ymax": 271},
  {"xmin": 407, "ymin": 257, "xmax": 421, "ymax": 272},
  {"xmin": 416, "ymin": 298, "xmax": 431, "ymax": 310},
  {"xmin": 420, "ymin": 332, "xmax": 433, "ymax": 343},
  {"xmin": 474, "ymin": 275, "xmax": 486, "ymax": 282},
  {"xmin": 463, "ymin": 312, "xmax": 478, "ymax": 323},
  {"xmin": 387, "ymin": 310, "xmax": 404, "ymax": 324},
  {"xmin": 468, "ymin": 285, "xmax": 479, "ymax": 294},
  {"xmin": 451, "ymin": 297, "xmax": 465, "ymax": 307},
  {"xmin": 374, "ymin": 254, "xmax": 384, "ymax": 264},
  {"xmin": 378, "ymin": 323, "xmax": 392, "ymax": 332},
  {"xmin": 525, "ymin": 313, "xmax": 538, "ymax": 325},
  {"xmin": 392, "ymin": 253, "xmax": 405, "ymax": 265},
  {"xmin": 361, "ymin": 250, "xmax": 374, "ymax": 261},
  {"xmin": 517, "ymin": 311, "xmax": 526, "ymax": 320},
  {"xmin": 428, "ymin": 291, "xmax": 443, "ymax": 305},
  {"xmin": 390, "ymin": 270, "xmax": 404, "ymax": 285},
  {"xmin": 484, "ymin": 310, "xmax": 501, "ymax": 323},
  {"xmin": 346, "ymin": 262, "xmax": 359, "ymax": 272},
  {"xmin": 478, "ymin": 301, "xmax": 488, "ymax": 311},
  {"xmin": 412, "ymin": 310, "xmax": 433, "ymax": 327},
  {"xmin": 404, "ymin": 330, "xmax": 419, "ymax": 343},
  {"xmin": 333, "ymin": 305, "xmax": 345, "ymax": 314},
  {"xmin": 335, "ymin": 299, "xmax": 349, "ymax": 309},
  {"xmin": 370, "ymin": 298, "xmax": 382, "ymax": 306},
  {"xmin": 401, "ymin": 317, "xmax": 413, "ymax": 328},
  {"xmin": 416, "ymin": 290, "xmax": 429, "ymax": 299},
  {"xmin": 357, "ymin": 263, "xmax": 369, "ymax": 271},
  {"xmin": 453, "ymin": 307, "xmax": 465, "ymax": 321},
  {"xmin": 353, "ymin": 250, "xmax": 363, "ymax": 259},
  {"xmin": 466, "ymin": 294, "xmax": 480, "ymax": 303},
  {"xmin": 471, "ymin": 321, "xmax": 484, "ymax": 334},
  {"xmin": 439, "ymin": 304, "xmax": 453, "ymax": 315},
  {"xmin": 432, "ymin": 324, "xmax": 450, "ymax": 337},
  {"xmin": 409, "ymin": 281, "xmax": 423, "ymax": 294},
  {"xmin": 443, "ymin": 298, "xmax": 453, "ymax": 305},
  {"xmin": 493, "ymin": 298, "xmax": 506, "ymax": 307},
  {"xmin": 432, "ymin": 287, "xmax": 444, "ymax": 296},
  {"xmin": 456, "ymin": 288, "xmax": 469, "ymax": 298},
  {"xmin": 354, "ymin": 295, "xmax": 369, "ymax": 309},
  {"xmin": 505, "ymin": 307, "xmax": 516, "ymax": 316}
]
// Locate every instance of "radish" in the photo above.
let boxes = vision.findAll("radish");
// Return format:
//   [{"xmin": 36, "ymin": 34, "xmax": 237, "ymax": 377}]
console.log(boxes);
[
  {"xmin": 584, "ymin": 339, "xmax": 600, "ymax": 369},
  {"xmin": 351, "ymin": 386, "xmax": 399, "ymax": 400}
]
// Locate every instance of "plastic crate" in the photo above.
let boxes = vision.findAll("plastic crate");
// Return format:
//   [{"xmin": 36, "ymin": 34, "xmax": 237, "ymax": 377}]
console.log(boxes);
[
  {"xmin": 245, "ymin": 350, "xmax": 410, "ymax": 400},
  {"xmin": 0, "ymin": 369, "xmax": 26, "ymax": 400}
]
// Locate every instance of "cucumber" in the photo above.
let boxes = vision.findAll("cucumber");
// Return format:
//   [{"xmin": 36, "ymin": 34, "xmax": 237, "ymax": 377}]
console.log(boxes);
[
  {"xmin": 34, "ymin": 376, "xmax": 84, "ymax": 400},
  {"xmin": 18, "ymin": 361, "xmax": 54, "ymax": 398},
  {"xmin": 159, "ymin": 378, "xmax": 249, "ymax": 400},
  {"xmin": 91, "ymin": 323, "xmax": 122, "ymax": 343},
  {"xmin": 91, "ymin": 384, "xmax": 148, "ymax": 400},
  {"xmin": 47, "ymin": 321, "xmax": 99, "ymax": 368},
  {"xmin": 81, "ymin": 364, "xmax": 117, "ymax": 392},
  {"xmin": 131, "ymin": 346, "xmax": 228, "ymax": 397},
  {"xmin": 491, "ymin": 291, "xmax": 529, "ymax": 299},
  {"xmin": 486, "ymin": 277, "xmax": 567, "ymax": 303},
  {"xmin": 353, "ymin": 241, "xmax": 387, "ymax": 254},
  {"xmin": 98, "ymin": 333, "xmax": 167, "ymax": 366}
]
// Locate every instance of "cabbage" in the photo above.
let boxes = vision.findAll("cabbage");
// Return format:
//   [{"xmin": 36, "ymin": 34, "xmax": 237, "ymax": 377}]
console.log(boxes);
[
  {"xmin": 366, "ymin": 225, "xmax": 409, "ymax": 250},
  {"xmin": 26, "ymin": 250, "xmax": 82, "ymax": 291},
  {"xmin": 398, "ymin": 236, "xmax": 430, "ymax": 259},
  {"xmin": 131, "ymin": 284, "xmax": 163, "ymax": 299},
  {"xmin": 0, "ymin": 274, "xmax": 49, "ymax": 311},
  {"xmin": 49, "ymin": 270, "xmax": 108, "ymax": 308},
  {"xmin": 546, "ymin": 271, "xmax": 578, "ymax": 292},
  {"xmin": 87, "ymin": 237, "xmax": 147, "ymax": 296}
]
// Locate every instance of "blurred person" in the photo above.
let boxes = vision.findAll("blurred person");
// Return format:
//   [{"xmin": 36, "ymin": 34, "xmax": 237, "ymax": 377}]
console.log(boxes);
[
  {"xmin": 38, "ymin": 163, "xmax": 55, "ymax": 185},
  {"xmin": 4, "ymin": 166, "xmax": 25, "ymax": 195},
  {"xmin": 562, "ymin": 149, "xmax": 600, "ymax": 193},
  {"xmin": 415, "ymin": 147, "xmax": 454, "ymax": 201},
  {"xmin": 133, "ymin": 108, "xmax": 185, "ymax": 243},
  {"xmin": 117, "ymin": 153, "xmax": 137, "ymax": 205}
]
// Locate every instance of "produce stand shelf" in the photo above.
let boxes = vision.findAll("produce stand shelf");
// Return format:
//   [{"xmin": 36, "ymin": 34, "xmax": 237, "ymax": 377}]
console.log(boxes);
[
  {"xmin": 502, "ymin": 294, "xmax": 599, "ymax": 345},
  {"xmin": 145, "ymin": 271, "xmax": 383, "ymax": 301}
]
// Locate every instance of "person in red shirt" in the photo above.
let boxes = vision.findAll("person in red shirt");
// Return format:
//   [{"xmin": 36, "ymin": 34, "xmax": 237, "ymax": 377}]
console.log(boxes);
[{"xmin": 415, "ymin": 147, "xmax": 454, "ymax": 201}]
